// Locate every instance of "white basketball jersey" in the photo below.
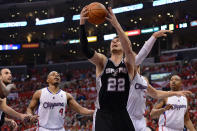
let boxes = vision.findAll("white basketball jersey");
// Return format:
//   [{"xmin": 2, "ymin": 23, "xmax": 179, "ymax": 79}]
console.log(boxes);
[
  {"xmin": 37, "ymin": 87, "xmax": 67, "ymax": 129},
  {"xmin": 159, "ymin": 96, "xmax": 187, "ymax": 130},
  {"xmin": 127, "ymin": 73, "xmax": 148, "ymax": 119}
]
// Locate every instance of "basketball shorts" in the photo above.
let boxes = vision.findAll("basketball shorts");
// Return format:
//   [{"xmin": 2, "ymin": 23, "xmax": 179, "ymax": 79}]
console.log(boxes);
[
  {"xmin": 93, "ymin": 109, "xmax": 135, "ymax": 131},
  {"xmin": 159, "ymin": 126, "xmax": 182, "ymax": 131},
  {"xmin": 37, "ymin": 126, "xmax": 65, "ymax": 131},
  {"xmin": 131, "ymin": 116, "xmax": 147, "ymax": 131}
]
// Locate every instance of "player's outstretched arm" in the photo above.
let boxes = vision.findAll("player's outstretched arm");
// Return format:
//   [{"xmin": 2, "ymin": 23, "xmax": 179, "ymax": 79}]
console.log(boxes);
[
  {"xmin": 147, "ymin": 84, "xmax": 192, "ymax": 99},
  {"xmin": 150, "ymin": 99, "xmax": 172, "ymax": 119},
  {"xmin": 135, "ymin": 30, "xmax": 172, "ymax": 66},
  {"xmin": 80, "ymin": 6, "xmax": 107, "ymax": 72},
  {"xmin": 184, "ymin": 103, "xmax": 196, "ymax": 131},
  {"xmin": 0, "ymin": 98, "xmax": 31, "ymax": 122},
  {"xmin": 67, "ymin": 93, "xmax": 94, "ymax": 115},
  {"xmin": 26, "ymin": 90, "xmax": 41, "ymax": 115},
  {"xmin": 106, "ymin": 7, "xmax": 135, "ymax": 79}
]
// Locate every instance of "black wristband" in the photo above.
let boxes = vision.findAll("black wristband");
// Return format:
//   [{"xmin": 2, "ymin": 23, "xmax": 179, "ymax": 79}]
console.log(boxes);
[{"xmin": 80, "ymin": 25, "xmax": 95, "ymax": 59}]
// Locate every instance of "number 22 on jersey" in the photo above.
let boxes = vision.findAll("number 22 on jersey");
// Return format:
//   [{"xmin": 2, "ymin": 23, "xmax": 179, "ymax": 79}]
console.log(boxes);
[{"xmin": 107, "ymin": 78, "xmax": 125, "ymax": 92}]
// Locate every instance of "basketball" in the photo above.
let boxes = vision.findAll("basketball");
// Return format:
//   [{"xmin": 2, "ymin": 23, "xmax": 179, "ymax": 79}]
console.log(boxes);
[{"xmin": 87, "ymin": 2, "xmax": 108, "ymax": 25}]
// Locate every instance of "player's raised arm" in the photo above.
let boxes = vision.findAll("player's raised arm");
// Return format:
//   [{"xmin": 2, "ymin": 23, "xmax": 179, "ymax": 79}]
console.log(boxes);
[
  {"xmin": 0, "ymin": 98, "xmax": 33, "ymax": 122},
  {"xmin": 67, "ymin": 93, "xmax": 94, "ymax": 115},
  {"xmin": 135, "ymin": 30, "xmax": 173, "ymax": 66},
  {"xmin": 105, "ymin": 7, "xmax": 135, "ymax": 79},
  {"xmin": 79, "ymin": 6, "xmax": 107, "ymax": 69}
]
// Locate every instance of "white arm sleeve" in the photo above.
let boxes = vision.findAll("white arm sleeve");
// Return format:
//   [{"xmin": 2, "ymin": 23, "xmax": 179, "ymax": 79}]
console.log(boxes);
[{"xmin": 135, "ymin": 36, "xmax": 156, "ymax": 66}]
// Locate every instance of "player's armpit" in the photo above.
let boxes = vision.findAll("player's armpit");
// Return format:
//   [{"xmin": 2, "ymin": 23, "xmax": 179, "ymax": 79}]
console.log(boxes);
[
  {"xmin": 26, "ymin": 90, "xmax": 41, "ymax": 115},
  {"xmin": 89, "ymin": 52, "xmax": 107, "ymax": 67},
  {"xmin": 89, "ymin": 52, "xmax": 107, "ymax": 77}
]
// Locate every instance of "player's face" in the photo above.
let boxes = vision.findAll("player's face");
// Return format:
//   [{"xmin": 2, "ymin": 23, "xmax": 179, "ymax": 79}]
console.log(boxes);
[
  {"xmin": 110, "ymin": 38, "xmax": 123, "ymax": 53},
  {"xmin": 170, "ymin": 75, "xmax": 182, "ymax": 91},
  {"xmin": 47, "ymin": 71, "xmax": 61, "ymax": 85},
  {"xmin": 0, "ymin": 69, "xmax": 12, "ymax": 84}
]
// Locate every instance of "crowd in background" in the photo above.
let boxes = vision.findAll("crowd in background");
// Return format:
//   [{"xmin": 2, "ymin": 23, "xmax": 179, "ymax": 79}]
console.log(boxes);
[{"xmin": 1, "ymin": 61, "xmax": 197, "ymax": 131}]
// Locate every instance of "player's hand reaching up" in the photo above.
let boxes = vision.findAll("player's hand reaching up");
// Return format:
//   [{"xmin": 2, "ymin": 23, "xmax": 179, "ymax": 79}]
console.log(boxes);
[
  {"xmin": 80, "ymin": 6, "xmax": 89, "ymax": 25},
  {"xmin": 153, "ymin": 30, "xmax": 173, "ymax": 38},
  {"xmin": 105, "ymin": 7, "xmax": 119, "ymax": 28},
  {"xmin": 174, "ymin": 90, "xmax": 192, "ymax": 97}
]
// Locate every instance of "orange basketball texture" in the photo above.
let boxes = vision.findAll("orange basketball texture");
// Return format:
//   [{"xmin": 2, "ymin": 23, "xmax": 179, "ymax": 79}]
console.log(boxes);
[{"xmin": 87, "ymin": 2, "xmax": 108, "ymax": 25}]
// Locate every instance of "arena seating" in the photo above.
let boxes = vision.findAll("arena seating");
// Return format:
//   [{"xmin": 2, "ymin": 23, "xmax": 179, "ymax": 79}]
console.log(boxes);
[{"xmin": 1, "ymin": 60, "xmax": 197, "ymax": 130}]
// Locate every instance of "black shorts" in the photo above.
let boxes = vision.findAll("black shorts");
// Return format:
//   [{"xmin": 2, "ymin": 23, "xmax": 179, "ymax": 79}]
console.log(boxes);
[{"xmin": 93, "ymin": 109, "xmax": 135, "ymax": 131}]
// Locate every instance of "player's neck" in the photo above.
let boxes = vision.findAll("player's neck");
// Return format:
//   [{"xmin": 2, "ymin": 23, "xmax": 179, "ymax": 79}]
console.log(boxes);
[
  {"xmin": 110, "ymin": 53, "xmax": 123, "ymax": 65},
  {"xmin": 48, "ymin": 85, "xmax": 60, "ymax": 94}
]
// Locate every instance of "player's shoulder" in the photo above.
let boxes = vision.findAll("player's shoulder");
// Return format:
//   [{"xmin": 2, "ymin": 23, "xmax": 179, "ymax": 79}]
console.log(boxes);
[
  {"xmin": 182, "ymin": 95, "xmax": 188, "ymax": 101},
  {"xmin": 60, "ymin": 90, "xmax": 67, "ymax": 96},
  {"xmin": 33, "ymin": 89, "xmax": 42, "ymax": 98}
]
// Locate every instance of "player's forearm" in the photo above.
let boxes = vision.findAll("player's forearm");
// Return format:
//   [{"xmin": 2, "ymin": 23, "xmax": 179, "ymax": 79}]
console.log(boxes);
[
  {"xmin": 79, "ymin": 107, "xmax": 94, "ymax": 115},
  {"xmin": 26, "ymin": 107, "xmax": 34, "ymax": 115},
  {"xmin": 185, "ymin": 119, "xmax": 196, "ymax": 131},
  {"xmin": 114, "ymin": 23, "xmax": 133, "ymax": 54},
  {"xmin": 135, "ymin": 36, "xmax": 156, "ymax": 65},
  {"xmin": 148, "ymin": 85, "xmax": 171, "ymax": 99},
  {"xmin": 1, "ymin": 105, "xmax": 23, "ymax": 120},
  {"xmin": 154, "ymin": 90, "xmax": 177, "ymax": 99},
  {"xmin": 150, "ymin": 108, "xmax": 166, "ymax": 119},
  {"xmin": 148, "ymin": 84, "xmax": 177, "ymax": 99}
]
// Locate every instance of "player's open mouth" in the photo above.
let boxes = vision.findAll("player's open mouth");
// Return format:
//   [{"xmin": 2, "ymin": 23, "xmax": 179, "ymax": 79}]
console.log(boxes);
[{"xmin": 54, "ymin": 78, "xmax": 59, "ymax": 80}]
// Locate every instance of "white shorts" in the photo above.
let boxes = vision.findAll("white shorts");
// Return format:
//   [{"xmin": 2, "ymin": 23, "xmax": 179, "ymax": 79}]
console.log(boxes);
[
  {"xmin": 131, "ymin": 116, "xmax": 147, "ymax": 131},
  {"xmin": 36, "ymin": 126, "xmax": 65, "ymax": 131},
  {"xmin": 159, "ymin": 126, "xmax": 182, "ymax": 131}
]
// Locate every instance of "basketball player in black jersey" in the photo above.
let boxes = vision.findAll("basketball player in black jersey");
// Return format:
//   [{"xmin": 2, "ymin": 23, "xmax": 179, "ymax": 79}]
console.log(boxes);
[
  {"xmin": 80, "ymin": 7, "xmax": 135, "ymax": 131},
  {"xmin": 0, "ymin": 68, "xmax": 37, "ymax": 130}
]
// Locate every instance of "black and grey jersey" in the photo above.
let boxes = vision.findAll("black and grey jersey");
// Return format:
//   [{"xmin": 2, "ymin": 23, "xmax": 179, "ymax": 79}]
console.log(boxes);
[{"xmin": 95, "ymin": 58, "xmax": 131, "ymax": 111}]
